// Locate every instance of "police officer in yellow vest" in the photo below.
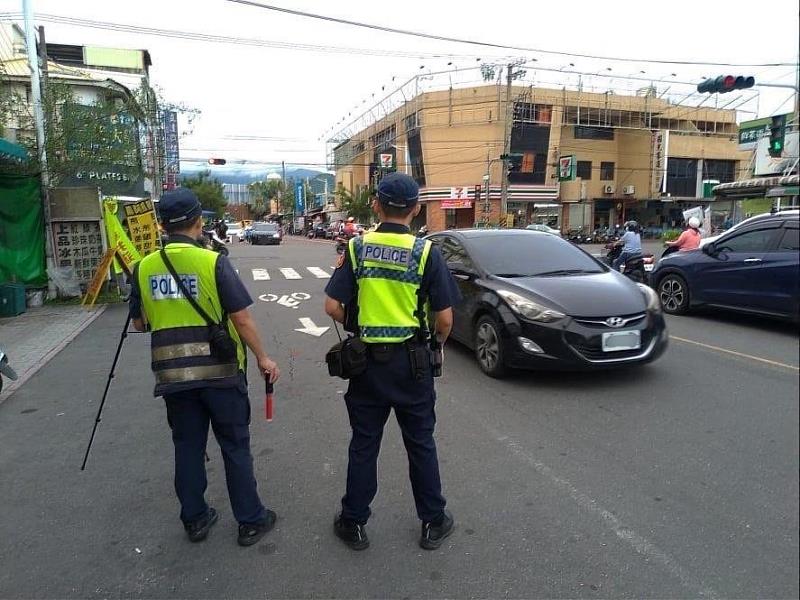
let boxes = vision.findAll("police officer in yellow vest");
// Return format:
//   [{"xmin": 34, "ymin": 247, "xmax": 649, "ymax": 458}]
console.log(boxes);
[
  {"xmin": 324, "ymin": 173, "xmax": 461, "ymax": 551},
  {"xmin": 130, "ymin": 188, "xmax": 280, "ymax": 546}
]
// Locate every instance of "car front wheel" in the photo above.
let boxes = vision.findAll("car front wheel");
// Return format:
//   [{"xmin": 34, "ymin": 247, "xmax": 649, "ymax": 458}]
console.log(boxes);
[
  {"xmin": 658, "ymin": 274, "xmax": 690, "ymax": 314},
  {"xmin": 474, "ymin": 315, "xmax": 507, "ymax": 378}
]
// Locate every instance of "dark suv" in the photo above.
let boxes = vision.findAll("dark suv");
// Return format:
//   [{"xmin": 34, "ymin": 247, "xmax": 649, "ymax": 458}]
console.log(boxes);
[{"xmin": 651, "ymin": 211, "xmax": 799, "ymax": 320}]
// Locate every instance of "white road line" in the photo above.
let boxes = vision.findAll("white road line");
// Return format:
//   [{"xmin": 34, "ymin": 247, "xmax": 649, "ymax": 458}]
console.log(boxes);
[
  {"xmin": 252, "ymin": 268, "xmax": 270, "ymax": 281},
  {"xmin": 306, "ymin": 267, "xmax": 331, "ymax": 279},
  {"xmin": 672, "ymin": 336, "xmax": 799, "ymax": 371},
  {"xmin": 280, "ymin": 267, "xmax": 302, "ymax": 280}
]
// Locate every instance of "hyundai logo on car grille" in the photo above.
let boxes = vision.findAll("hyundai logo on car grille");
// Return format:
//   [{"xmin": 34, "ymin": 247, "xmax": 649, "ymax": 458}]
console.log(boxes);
[{"xmin": 605, "ymin": 317, "xmax": 625, "ymax": 328}]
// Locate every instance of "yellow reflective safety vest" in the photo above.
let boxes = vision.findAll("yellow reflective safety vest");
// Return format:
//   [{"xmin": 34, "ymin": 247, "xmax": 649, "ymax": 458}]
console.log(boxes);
[
  {"xmin": 138, "ymin": 242, "xmax": 245, "ymax": 396},
  {"xmin": 348, "ymin": 231, "xmax": 432, "ymax": 343}
]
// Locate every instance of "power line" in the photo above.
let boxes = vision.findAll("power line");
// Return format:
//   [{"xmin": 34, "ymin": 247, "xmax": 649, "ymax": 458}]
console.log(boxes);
[
  {"xmin": 225, "ymin": 0, "xmax": 797, "ymax": 67},
  {"xmin": 0, "ymin": 12, "xmax": 498, "ymax": 61}
]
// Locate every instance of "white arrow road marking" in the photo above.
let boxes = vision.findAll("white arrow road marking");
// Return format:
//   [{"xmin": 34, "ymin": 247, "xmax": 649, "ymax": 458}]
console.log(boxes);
[
  {"xmin": 280, "ymin": 267, "xmax": 302, "ymax": 280},
  {"xmin": 306, "ymin": 267, "xmax": 331, "ymax": 279},
  {"xmin": 252, "ymin": 268, "xmax": 270, "ymax": 280},
  {"xmin": 294, "ymin": 317, "xmax": 329, "ymax": 337}
]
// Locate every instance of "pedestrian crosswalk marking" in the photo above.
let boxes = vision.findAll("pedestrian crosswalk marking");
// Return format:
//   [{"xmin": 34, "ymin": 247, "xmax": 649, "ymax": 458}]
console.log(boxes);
[
  {"xmin": 252, "ymin": 268, "xmax": 270, "ymax": 281},
  {"xmin": 280, "ymin": 267, "xmax": 302, "ymax": 280},
  {"xmin": 306, "ymin": 267, "xmax": 331, "ymax": 279}
]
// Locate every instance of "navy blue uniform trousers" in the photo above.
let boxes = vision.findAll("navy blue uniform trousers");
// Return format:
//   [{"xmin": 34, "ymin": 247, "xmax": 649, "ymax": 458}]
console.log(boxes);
[
  {"xmin": 342, "ymin": 343, "xmax": 446, "ymax": 524},
  {"xmin": 164, "ymin": 386, "xmax": 267, "ymax": 525}
]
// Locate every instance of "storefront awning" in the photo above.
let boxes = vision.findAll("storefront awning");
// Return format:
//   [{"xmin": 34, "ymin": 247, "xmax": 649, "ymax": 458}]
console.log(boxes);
[
  {"xmin": 713, "ymin": 174, "xmax": 799, "ymax": 198},
  {"xmin": 0, "ymin": 138, "xmax": 30, "ymax": 163}
]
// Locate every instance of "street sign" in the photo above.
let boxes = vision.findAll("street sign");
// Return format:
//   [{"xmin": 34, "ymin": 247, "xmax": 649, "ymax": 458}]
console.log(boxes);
[
  {"xmin": 739, "ymin": 112, "xmax": 793, "ymax": 151},
  {"xmin": 558, "ymin": 155, "xmax": 576, "ymax": 181}
]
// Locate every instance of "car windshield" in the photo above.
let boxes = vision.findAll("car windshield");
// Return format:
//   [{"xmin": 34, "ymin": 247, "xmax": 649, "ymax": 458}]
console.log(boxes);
[
  {"xmin": 467, "ymin": 233, "xmax": 605, "ymax": 277},
  {"xmin": 253, "ymin": 223, "xmax": 278, "ymax": 232}
]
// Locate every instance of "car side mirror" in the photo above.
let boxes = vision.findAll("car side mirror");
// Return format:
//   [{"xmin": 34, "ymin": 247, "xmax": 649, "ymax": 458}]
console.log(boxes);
[{"xmin": 702, "ymin": 243, "xmax": 715, "ymax": 255}]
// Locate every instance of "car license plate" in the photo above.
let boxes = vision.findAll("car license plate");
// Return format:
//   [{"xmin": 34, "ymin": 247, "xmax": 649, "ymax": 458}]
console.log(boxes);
[{"xmin": 601, "ymin": 330, "xmax": 641, "ymax": 352}]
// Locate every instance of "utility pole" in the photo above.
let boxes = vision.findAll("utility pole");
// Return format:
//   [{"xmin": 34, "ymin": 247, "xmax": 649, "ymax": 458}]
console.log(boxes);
[
  {"xmin": 500, "ymin": 64, "xmax": 513, "ymax": 221},
  {"xmin": 23, "ymin": 0, "xmax": 56, "ymax": 297}
]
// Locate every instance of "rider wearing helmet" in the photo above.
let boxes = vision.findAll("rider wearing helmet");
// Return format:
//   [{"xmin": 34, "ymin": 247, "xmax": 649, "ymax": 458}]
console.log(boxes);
[
  {"xmin": 612, "ymin": 220, "xmax": 642, "ymax": 270},
  {"xmin": 665, "ymin": 217, "xmax": 702, "ymax": 251}
]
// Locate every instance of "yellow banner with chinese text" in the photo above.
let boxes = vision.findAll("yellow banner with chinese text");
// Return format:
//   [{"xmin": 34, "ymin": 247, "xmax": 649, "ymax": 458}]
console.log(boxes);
[
  {"xmin": 103, "ymin": 198, "xmax": 141, "ymax": 275},
  {"xmin": 123, "ymin": 199, "xmax": 161, "ymax": 258}
]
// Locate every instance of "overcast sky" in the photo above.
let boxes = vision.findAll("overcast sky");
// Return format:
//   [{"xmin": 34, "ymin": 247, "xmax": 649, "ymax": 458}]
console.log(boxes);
[{"xmin": 1, "ymin": 0, "xmax": 798, "ymax": 173}]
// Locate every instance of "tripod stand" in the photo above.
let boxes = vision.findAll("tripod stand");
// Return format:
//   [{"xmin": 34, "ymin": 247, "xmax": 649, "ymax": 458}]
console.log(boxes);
[{"xmin": 80, "ymin": 312, "xmax": 131, "ymax": 471}]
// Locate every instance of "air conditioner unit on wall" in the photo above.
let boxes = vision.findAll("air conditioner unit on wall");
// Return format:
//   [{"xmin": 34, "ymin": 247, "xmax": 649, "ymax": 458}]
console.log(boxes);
[
  {"xmin": 603, "ymin": 184, "xmax": 615, "ymax": 194},
  {"xmin": 623, "ymin": 185, "xmax": 635, "ymax": 195}
]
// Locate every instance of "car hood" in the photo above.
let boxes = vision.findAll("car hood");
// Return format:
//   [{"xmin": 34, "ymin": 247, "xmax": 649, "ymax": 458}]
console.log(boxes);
[{"xmin": 493, "ymin": 272, "xmax": 646, "ymax": 317}]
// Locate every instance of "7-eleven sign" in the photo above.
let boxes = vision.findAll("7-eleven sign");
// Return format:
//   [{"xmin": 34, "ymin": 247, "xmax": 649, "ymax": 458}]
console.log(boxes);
[
  {"xmin": 379, "ymin": 153, "xmax": 394, "ymax": 168},
  {"xmin": 558, "ymin": 155, "xmax": 576, "ymax": 181}
]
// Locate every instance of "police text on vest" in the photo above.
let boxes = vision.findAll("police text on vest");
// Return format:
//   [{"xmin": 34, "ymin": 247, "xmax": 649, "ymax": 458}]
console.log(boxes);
[{"xmin": 149, "ymin": 273, "xmax": 199, "ymax": 300}]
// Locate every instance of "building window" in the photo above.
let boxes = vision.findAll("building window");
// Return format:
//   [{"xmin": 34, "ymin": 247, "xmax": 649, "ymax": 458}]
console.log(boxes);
[
  {"xmin": 352, "ymin": 141, "xmax": 365, "ymax": 154},
  {"xmin": 574, "ymin": 126, "xmax": 614, "ymax": 140},
  {"xmin": 600, "ymin": 161, "xmax": 615, "ymax": 181},
  {"xmin": 666, "ymin": 158, "xmax": 697, "ymax": 197},
  {"xmin": 576, "ymin": 160, "xmax": 592, "ymax": 180},
  {"xmin": 704, "ymin": 159, "xmax": 735, "ymax": 183}
]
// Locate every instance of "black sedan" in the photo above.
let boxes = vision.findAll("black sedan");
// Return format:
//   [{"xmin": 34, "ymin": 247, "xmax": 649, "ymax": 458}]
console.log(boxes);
[
  {"xmin": 249, "ymin": 222, "xmax": 282, "ymax": 245},
  {"xmin": 429, "ymin": 229, "xmax": 668, "ymax": 377}
]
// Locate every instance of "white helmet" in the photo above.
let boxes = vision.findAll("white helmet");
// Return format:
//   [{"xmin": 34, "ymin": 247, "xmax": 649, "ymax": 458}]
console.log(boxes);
[{"xmin": 688, "ymin": 217, "xmax": 701, "ymax": 229}]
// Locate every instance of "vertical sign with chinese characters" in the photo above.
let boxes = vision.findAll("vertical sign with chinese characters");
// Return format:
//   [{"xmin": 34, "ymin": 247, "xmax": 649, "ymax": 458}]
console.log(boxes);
[
  {"xmin": 123, "ymin": 199, "xmax": 161, "ymax": 257},
  {"xmin": 160, "ymin": 110, "xmax": 180, "ymax": 191},
  {"xmin": 52, "ymin": 220, "xmax": 106, "ymax": 284},
  {"xmin": 295, "ymin": 180, "xmax": 305, "ymax": 215},
  {"xmin": 651, "ymin": 130, "xmax": 669, "ymax": 196}
]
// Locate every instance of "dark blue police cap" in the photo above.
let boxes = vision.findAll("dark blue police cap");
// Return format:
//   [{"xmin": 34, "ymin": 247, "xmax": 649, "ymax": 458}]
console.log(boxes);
[
  {"xmin": 376, "ymin": 172, "xmax": 419, "ymax": 209},
  {"xmin": 158, "ymin": 187, "xmax": 202, "ymax": 226}
]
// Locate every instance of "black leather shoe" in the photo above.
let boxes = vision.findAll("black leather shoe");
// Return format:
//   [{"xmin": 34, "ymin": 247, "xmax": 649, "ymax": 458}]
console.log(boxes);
[
  {"xmin": 184, "ymin": 507, "xmax": 219, "ymax": 543},
  {"xmin": 419, "ymin": 510, "xmax": 454, "ymax": 550},
  {"xmin": 238, "ymin": 509, "xmax": 277, "ymax": 547},
  {"xmin": 334, "ymin": 513, "xmax": 369, "ymax": 550}
]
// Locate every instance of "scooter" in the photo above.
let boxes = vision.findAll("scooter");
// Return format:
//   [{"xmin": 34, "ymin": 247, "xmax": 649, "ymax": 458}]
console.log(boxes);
[
  {"xmin": 604, "ymin": 243, "xmax": 651, "ymax": 284},
  {"xmin": 201, "ymin": 229, "xmax": 229, "ymax": 256},
  {"xmin": 334, "ymin": 234, "xmax": 349, "ymax": 255},
  {"xmin": 0, "ymin": 346, "xmax": 19, "ymax": 395}
]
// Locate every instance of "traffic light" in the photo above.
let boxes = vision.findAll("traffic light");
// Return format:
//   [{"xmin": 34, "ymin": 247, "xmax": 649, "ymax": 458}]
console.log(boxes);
[
  {"xmin": 768, "ymin": 114, "xmax": 786, "ymax": 157},
  {"xmin": 501, "ymin": 153, "xmax": 524, "ymax": 172},
  {"xmin": 696, "ymin": 75, "xmax": 755, "ymax": 94},
  {"xmin": 207, "ymin": 158, "xmax": 227, "ymax": 165}
]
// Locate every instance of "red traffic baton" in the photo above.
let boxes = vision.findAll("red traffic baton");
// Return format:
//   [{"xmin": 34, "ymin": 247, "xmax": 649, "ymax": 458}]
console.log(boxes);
[{"xmin": 265, "ymin": 379, "xmax": 274, "ymax": 422}]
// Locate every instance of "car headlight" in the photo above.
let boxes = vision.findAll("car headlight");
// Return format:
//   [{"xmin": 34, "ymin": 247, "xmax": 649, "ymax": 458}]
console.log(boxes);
[
  {"xmin": 497, "ymin": 289, "xmax": 566, "ymax": 323},
  {"xmin": 636, "ymin": 283, "xmax": 661, "ymax": 313}
]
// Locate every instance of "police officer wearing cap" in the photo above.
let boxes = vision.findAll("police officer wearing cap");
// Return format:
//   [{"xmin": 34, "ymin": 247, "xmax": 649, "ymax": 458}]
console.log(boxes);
[
  {"xmin": 324, "ymin": 172, "xmax": 461, "ymax": 551},
  {"xmin": 129, "ymin": 188, "xmax": 281, "ymax": 546}
]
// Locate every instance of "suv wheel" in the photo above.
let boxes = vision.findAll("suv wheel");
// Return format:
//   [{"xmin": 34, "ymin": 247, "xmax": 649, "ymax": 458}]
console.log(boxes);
[
  {"xmin": 474, "ymin": 315, "xmax": 507, "ymax": 378},
  {"xmin": 658, "ymin": 274, "xmax": 689, "ymax": 314}
]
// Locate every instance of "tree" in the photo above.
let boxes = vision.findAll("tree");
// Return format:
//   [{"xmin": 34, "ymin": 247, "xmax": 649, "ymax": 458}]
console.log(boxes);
[
  {"xmin": 0, "ymin": 78, "xmax": 145, "ymax": 186},
  {"xmin": 249, "ymin": 179, "xmax": 283, "ymax": 215},
  {"xmin": 181, "ymin": 170, "xmax": 227, "ymax": 216},
  {"xmin": 336, "ymin": 184, "xmax": 373, "ymax": 224}
]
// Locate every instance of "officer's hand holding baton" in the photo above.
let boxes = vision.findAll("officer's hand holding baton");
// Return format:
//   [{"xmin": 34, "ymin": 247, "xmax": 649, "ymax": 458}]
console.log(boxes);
[{"xmin": 258, "ymin": 355, "xmax": 280, "ymax": 422}]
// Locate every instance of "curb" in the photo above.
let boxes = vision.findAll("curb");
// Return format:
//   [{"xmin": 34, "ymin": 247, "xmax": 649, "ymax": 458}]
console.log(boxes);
[{"xmin": 0, "ymin": 304, "xmax": 108, "ymax": 406}]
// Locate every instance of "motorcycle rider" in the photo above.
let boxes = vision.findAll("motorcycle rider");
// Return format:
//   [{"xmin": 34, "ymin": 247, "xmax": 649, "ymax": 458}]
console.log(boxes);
[
  {"xmin": 612, "ymin": 221, "xmax": 642, "ymax": 270},
  {"xmin": 665, "ymin": 217, "xmax": 702, "ymax": 252},
  {"xmin": 343, "ymin": 217, "xmax": 357, "ymax": 238}
]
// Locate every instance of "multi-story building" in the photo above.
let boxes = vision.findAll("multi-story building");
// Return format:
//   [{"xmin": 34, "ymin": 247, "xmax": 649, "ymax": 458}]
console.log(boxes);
[{"xmin": 330, "ymin": 80, "xmax": 749, "ymax": 234}]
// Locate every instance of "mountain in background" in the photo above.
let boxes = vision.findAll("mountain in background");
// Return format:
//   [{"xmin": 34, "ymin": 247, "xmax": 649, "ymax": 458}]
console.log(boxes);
[{"xmin": 179, "ymin": 163, "xmax": 330, "ymax": 185}]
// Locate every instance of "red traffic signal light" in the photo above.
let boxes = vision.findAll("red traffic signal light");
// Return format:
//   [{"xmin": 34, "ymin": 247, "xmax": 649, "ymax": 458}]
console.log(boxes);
[
  {"xmin": 696, "ymin": 75, "xmax": 755, "ymax": 94},
  {"xmin": 207, "ymin": 158, "xmax": 227, "ymax": 165}
]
